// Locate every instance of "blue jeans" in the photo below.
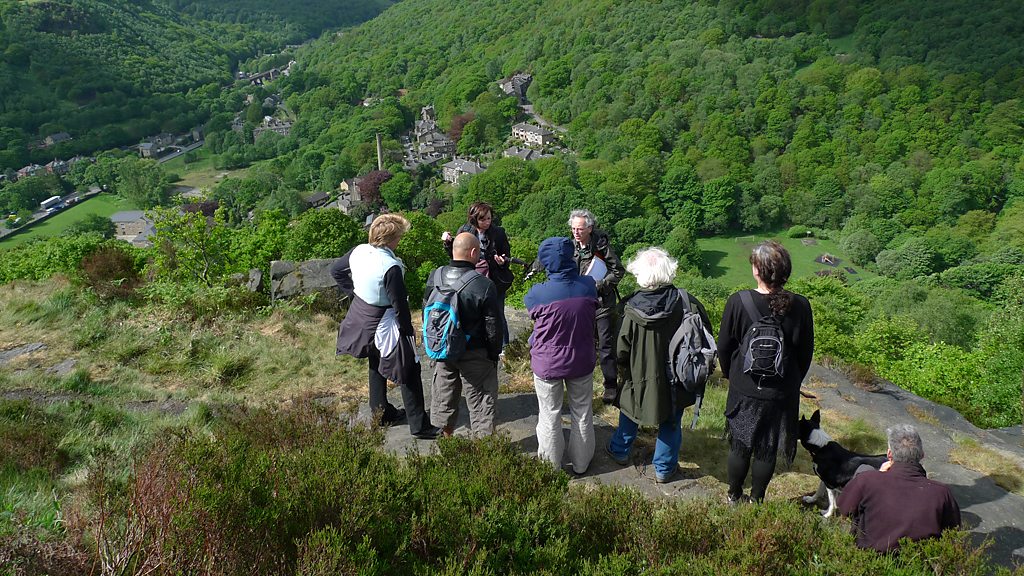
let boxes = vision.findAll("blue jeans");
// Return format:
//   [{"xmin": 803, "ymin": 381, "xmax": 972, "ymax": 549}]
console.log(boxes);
[{"xmin": 608, "ymin": 408, "xmax": 684, "ymax": 478}]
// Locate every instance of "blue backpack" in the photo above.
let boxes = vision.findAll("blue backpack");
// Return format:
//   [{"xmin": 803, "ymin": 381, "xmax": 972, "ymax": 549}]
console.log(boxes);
[{"xmin": 422, "ymin": 268, "xmax": 480, "ymax": 361}]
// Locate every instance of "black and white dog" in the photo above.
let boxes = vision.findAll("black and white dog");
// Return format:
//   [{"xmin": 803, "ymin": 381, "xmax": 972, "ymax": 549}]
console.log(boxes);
[{"xmin": 798, "ymin": 409, "xmax": 888, "ymax": 517}]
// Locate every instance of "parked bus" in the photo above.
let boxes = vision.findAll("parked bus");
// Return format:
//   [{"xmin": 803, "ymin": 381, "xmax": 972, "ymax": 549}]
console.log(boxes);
[{"xmin": 40, "ymin": 195, "xmax": 62, "ymax": 211}]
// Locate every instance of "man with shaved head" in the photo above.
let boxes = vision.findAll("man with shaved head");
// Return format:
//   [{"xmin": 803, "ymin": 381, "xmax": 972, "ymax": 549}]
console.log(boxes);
[{"xmin": 424, "ymin": 232, "xmax": 504, "ymax": 436}]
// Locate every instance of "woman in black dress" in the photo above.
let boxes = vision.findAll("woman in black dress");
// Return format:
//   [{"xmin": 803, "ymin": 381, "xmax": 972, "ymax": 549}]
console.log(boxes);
[{"xmin": 717, "ymin": 240, "xmax": 814, "ymax": 503}]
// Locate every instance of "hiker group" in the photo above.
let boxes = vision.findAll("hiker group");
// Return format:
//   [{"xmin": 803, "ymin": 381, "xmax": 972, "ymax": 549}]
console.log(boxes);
[
  {"xmin": 331, "ymin": 204, "xmax": 811, "ymax": 491},
  {"xmin": 332, "ymin": 205, "xmax": 959, "ymax": 552}
]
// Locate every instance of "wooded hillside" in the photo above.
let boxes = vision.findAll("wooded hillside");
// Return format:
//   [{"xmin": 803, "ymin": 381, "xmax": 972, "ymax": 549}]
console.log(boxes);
[{"xmin": 0, "ymin": 0, "xmax": 393, "ymax": 170}]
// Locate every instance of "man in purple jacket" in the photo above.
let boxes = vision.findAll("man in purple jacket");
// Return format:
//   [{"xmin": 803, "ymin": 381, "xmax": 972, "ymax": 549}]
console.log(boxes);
[
  {"xmin": 525, "ymin": 237, "xmax": 599, "ymax": 474},
  {"xmin": 838, "ymin": 424, "xmax": 961, "ymax": 552}
]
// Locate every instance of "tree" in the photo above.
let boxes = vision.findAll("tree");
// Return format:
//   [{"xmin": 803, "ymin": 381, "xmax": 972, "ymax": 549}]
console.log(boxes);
[
  {"xmin": 282, "ymin": 209, "xmax": 363, "ymax": 261},
  {"xmin": 114, "ymin": 157, "xmax": 171, "ymax": 209},
  {"xmin": 66, "ymin": 214, "xmax": 116, "ymax": 238},
  {"xmin": 701, "ymin": 177, "xmax": 737, "ymax": 235},
  {"xmin": 396, "ymin": 211, "xmax": 448, "ymax": 303},
  {"xmin": 839, "ymin": 228, "xmax": 882, "ymax": 266},
  {"xmin": 380, "ymin": 172, "xmax": 415, "ymax": 211},
  {"xmin": 150, "ymin": 207, "xmax": 230, "ymax": 287},
  {"xmin": 875, "ymin": 237, "xmax": 942, "ymax": 280},
  {"xmin": 227, "ymin": 209, "xmax": 289, "ymax": 275},
  {"xmin": 358, "ymin": 170, "xmax": 391, "ymax": 206}
]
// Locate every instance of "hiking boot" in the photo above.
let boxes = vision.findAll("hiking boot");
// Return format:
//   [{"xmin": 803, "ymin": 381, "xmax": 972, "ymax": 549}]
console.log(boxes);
[
  {"xmin": 605, "ymin": 444, "xmax": 629, "ymax": 466},
  {"xmin": 655, "ymin": 467, "xmax": 680, "ymax": 484},
  {"xmin": 412, "ymin": 425, "xmax": 441, "ymax": 440},
  {"xmin": 727, "ymin": 493, "xmax": 750, "ymax": 506},
  {"xmin": 380, "ymin": 408, "xmax": 406, "ymax": 426},
  {"xmin": 601, "ymin": 386, "xmax": 617, "ymax": 405}
]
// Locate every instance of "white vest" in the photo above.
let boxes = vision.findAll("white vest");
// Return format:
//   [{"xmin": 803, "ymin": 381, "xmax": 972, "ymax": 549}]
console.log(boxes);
[{"xmin": 349, "ymin": 243, "xmax": 405, "ymax": 306}]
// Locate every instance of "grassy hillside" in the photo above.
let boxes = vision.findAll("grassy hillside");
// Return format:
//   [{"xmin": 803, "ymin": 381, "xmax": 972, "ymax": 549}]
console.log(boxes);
[{"xmin": 1, "ymin": 280, "xmax": 1017, "ymax": 574}]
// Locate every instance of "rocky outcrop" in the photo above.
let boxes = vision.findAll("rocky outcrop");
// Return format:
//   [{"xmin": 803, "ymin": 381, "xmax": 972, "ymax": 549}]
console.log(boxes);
[{"xmin": 270, "ymin": 258, "xmax": 341, "ymax": 302}]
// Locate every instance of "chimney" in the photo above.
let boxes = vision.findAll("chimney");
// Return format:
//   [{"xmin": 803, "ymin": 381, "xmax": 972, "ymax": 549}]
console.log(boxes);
[{"xmin": 375, "ymin": 133, "xmax": 384, "ymax": 171}]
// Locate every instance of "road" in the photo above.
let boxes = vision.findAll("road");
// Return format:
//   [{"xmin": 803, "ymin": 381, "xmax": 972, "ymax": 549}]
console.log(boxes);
[{"xmin": 157, "ymin": 140, "xmax": 204, "ymax": 164}]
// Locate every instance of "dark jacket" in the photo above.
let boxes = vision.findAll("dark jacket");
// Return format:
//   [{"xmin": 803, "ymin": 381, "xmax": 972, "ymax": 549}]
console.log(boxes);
[
  {"xmin": 444, "ymin": 223, "xmax": 514, "ymax": 295},
  {"xmin": 717, "ymin": 289, "xmax": 814, "ymax": 401},
  {"xmin": 837, "ymin": 462, "xmax": 961, "ymax": 552},
  {"xmin": 617, "ymin": 286, "xmax": 711, "ymax": 426},
  {"xmin": 524, "ymin": 237, "xmax": 599, "ymax": 380},
  {"xmin": 423, "ymin": 260, "xmax": 503, "ymax": 362},
  {"xmin": 573, "ymin": 228, "xmax": 624, "ymax": 316}
]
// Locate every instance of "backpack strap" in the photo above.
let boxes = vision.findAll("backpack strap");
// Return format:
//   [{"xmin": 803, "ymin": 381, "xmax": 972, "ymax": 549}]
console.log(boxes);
[
  {"xmin": 689, "ymin": 395, "xmax": 702, "ymax": 430},
  {"xmin": 738, "ymin": 289, "xmax": 763, "ymax": 323},
  {"xmin": 675, "ymin": 288, "xmax": 692, "ymax": 314},
  {"xmin": 449, "ymin": 267, "xmax": 481, "ymax": 293}
]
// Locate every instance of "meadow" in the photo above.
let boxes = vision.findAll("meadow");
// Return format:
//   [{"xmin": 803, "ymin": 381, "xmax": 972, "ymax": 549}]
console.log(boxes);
[
  {"xmin": 696, "ymin": 232, "xmax": 874, "ymax": 289},
  {"xmin": 163, "ymin": 147, "xmax": 249, "ymax": 190},
  {"xmin": 0, "ymin": 195, "xmax": 137, "ymax": 250}
]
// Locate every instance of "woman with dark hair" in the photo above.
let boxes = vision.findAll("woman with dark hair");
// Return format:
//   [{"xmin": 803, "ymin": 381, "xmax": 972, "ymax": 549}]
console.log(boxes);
[
  {"xmin": 442, "ymin": 201, "xmax": 514, "ymax": 343},
  {"xmin": 717, "ymin": 240, "xmax": 814, "ymax": 503}
]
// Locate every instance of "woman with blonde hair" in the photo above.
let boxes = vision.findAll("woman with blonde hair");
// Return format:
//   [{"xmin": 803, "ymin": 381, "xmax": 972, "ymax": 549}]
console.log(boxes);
[
  {"xmin": 332, "ymin": 213, "xmax": 440, "ymax": 439},
  {"xmin": 606, "ymin": 247, "xmax": 711, "ymax": 483},
  {"xmin": 717, "ymin": 240, "xmax": 814, "ymax": 503}
]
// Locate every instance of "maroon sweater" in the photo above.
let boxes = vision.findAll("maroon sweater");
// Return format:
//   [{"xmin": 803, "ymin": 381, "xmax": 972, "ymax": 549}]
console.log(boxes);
[{"xmin": 837, "ymin": 462, "xmax": 961, "ymax": 552}]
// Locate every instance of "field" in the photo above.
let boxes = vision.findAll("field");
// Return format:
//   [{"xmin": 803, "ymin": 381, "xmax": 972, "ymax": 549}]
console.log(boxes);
[
  {"xmin": 163, "ymin": 147, "xmax": 248, "ymax": 190},
  {"xmin": 0, "ymin": 194, "xmax": 137, "ymax": 249},
  {"xmin": 696, "ymin": 232, "xmax": 873, "ymax": 289}
]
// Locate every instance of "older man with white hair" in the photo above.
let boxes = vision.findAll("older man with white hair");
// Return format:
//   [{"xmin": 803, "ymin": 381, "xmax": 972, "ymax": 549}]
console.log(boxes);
[{"xmin": 605, "ymin": 247, "xmax": 711, "ymax": 482}]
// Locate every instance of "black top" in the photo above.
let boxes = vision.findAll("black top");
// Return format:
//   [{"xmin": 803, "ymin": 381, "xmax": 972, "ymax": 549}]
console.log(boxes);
[
  {"xmin": 717, "ymin": 289, "xmax": 814, "ymax": 400},
  {"xmin": 444, "ymin": 223, "xmax": 514, "ymax": 294}
]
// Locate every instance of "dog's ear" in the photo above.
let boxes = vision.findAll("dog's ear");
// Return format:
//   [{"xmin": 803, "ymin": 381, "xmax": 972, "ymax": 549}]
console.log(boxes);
[{"xmin": 811, "ymin": 409, "xmax": 820, "ymax": 425}]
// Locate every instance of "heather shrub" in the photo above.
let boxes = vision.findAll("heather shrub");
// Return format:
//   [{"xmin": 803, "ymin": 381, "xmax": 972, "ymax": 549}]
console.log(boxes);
[
  {"xmin": 80, "ymin": 244, "xmax": 142, "ymax": 299},
  {"xmin": 92, "ymin": 403, "xmax": 1017, "ymax": 576}
]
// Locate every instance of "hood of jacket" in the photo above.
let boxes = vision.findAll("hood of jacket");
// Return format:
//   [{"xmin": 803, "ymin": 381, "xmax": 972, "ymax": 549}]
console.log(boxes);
[
  {"xmin": 538, "ymin": 237, "xmax": 578, "ymax": 278},
  {"xmin": 623, "ymin": 285, "xmax": 679, "ymax": 328}
]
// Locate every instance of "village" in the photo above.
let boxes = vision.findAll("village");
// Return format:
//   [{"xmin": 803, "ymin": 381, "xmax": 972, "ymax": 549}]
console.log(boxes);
[{"xmin": 1, "ymin": 70, "xmax": 562, "ymax": 247}]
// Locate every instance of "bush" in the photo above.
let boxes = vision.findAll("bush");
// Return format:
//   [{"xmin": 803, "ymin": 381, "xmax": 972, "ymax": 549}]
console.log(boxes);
[
  {"xmin": 88, "ymin": 402, "xmax": 1011, "ymax": 575},
  {"xmin": 786, "ymin": 224, "xmax": 815, "ymax": 238},
  {"xmin": 80, "ymin": 245, "xmax": 142, "ymax": 300}
]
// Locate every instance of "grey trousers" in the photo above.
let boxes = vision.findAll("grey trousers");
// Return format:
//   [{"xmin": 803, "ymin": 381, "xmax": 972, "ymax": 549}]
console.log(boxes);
[{"xmin": 431, "ymin": 348, "xmax": 499, "ymax": 435}]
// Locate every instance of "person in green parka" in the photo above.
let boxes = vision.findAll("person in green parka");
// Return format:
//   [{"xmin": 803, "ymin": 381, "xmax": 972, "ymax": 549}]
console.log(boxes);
[{"xmin": 605, "ymin": 247, "xmax": 711, "ymax": 483}]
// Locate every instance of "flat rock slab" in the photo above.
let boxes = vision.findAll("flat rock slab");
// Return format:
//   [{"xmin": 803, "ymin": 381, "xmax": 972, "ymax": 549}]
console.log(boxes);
[{"xmin": 0, "ymin": 342, "xmax": 46, "ymax": 365}]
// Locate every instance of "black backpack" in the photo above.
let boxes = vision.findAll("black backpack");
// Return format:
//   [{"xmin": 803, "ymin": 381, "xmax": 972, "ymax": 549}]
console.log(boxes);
[
  {"xmin": 422, "ymin": 268, "xmax": 480, "ymax": 361},
  {"xmin": 738, "ymin": 290, "xmax": 785, "ymax": 387},
  {"xmin": 667, "ymin": 289, "xmax": 717, "ymax": 429}
]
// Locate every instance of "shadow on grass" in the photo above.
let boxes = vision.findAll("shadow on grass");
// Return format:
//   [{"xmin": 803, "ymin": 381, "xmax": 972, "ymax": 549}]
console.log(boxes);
[{"xmin": 700, "ymin": 249, "xmax": 729, "ymax": 278}]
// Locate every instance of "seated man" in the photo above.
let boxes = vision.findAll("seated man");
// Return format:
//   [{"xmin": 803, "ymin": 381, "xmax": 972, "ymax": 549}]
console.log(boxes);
[{"xmin": 837, "ymin": 424, "xmax": 961, "ymax": 552}]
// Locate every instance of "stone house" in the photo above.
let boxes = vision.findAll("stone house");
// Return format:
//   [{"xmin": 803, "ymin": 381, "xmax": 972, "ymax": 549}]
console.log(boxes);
[
  {"xmin": 442, "ymin": 158, "xmax": 484, "ymax": 185},
  {"xmin": 110, "ymin": 211, "xmax": 155, "ymax": 246},
  {"xmin": 503, "ymin": 146, "xmax": 551, "ymax": 161},
  {"xmin": 512, "ymin": 123, "xmax": 553, "ymax": 147},
  {"xmin": 43, "ymin": 132, "xmax": 72, "ymax": 147}
]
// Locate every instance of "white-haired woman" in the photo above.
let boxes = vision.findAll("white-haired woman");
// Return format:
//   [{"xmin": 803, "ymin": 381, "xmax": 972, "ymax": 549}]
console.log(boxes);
[{"xmin": 606, "ymin": 247, "xmax": 711, "ymax": 482}]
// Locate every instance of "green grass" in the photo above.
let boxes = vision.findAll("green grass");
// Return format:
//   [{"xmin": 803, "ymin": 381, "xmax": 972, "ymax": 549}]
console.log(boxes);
[
  {"xmin": 830, "ymin": 33, "xmax": 856, "ymax": 53},
  {"xmin": 0, "ymin": 194, "xmax": 137, "ymax": 250},
  {"xmin": 696, "ymin": 231, "xmax": 875, "ymax": 290},
  {"xmin": 163, "ymin": 147, "xmax": 248, "ymax": 190}
]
